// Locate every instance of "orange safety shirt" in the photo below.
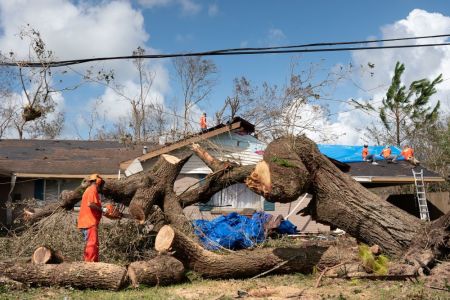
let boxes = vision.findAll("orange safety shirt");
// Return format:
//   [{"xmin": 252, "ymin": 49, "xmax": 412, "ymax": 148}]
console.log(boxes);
[
  {"xmin": 200, "ymin": 116, "xmax": 207, "ymax": 129},
  {"xmin": 382, "ymin": 148, "xmax": 391, "ymax": 158},
  {"xmin": 77, "ymin": 185, "xmax": 102, "ymax": 229},
  {"xmin": 401, "ymin": 147, "xmax": 414, "ymax": 160},
  {"xmin": 362, "ymin": 148, "xmax": 368, "ymax": 158}
]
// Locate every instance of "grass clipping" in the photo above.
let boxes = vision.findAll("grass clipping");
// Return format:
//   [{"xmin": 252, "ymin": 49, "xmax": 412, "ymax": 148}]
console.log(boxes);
[
  {"xmin": 358, "ymin": 244, "xmax": 389, "ymax": 275},
  {"xmin": 6, "ymin": 209, "xmax": 156, "ymax": 264}
]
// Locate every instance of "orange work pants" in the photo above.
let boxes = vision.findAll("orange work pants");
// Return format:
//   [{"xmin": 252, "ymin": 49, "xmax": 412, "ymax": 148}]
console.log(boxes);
[{"xmin": 81, "ymin": 226, "xmax": 99, "ymax": 262}]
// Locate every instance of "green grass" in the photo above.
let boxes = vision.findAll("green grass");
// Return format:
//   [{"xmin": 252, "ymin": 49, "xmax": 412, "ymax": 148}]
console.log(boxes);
[{"xmin": 1, "ymin": 273, "xmax": 449, "ymax": 300}]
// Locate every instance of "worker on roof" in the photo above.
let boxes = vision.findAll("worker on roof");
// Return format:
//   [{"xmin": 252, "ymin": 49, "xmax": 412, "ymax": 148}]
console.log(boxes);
[
  {"xmin": 380, "ymin": 145, "xmax": 398, "ymax": 163},
  {"xmin": 200, "ymin": 112, "xmax": 207, "ymax": 133},
  {"xmin": 401, "ymin": 145, "xmax": 420, "ymax": 166},
  {"xmin": 362, "ymin": 144, "xmax": 378, "ymax": 165},
  {"xmin": 77, "ymin": 173, "xmax": 106, "ymax": 262}
]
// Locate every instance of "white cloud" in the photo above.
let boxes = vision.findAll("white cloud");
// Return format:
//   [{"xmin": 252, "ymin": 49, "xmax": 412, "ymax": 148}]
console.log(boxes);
[
  {"xmin": 0, "ymin": 0, "xmax": 171, "ymax": 139},
  {"xmin": 138, "ymin": 0, "xmax": 201, "ymax": 15},
  {"xmin": 352, "ymin": 9, "xmax": 450, "ymax": 112},
  {"xmin": 323, "ymin": 9, "xmax": 450, "ymax": 145},
  {"xmin": 0, "ymin": 0, "xmax": 149, "ymax": 60},
  {"xmin": 267, "ymin": 28, "xmax": 286, "ymax": 45},
  {"xmin": 208, "ymin": 3, "xmax": 219, "ymax": 17}
]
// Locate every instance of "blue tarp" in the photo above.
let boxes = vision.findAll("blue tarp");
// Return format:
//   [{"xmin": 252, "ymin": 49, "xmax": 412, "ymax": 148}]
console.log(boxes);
[
  {"xmin": 317, "ymin": 145, "xmax": 403, "ymax": 163},
  {"xmin": 193, "ymin": 212, "xmax": 297, "ymax": 250}
]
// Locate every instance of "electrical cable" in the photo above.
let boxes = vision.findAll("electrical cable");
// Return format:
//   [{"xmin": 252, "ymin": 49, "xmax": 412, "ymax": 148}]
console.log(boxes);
[{"xmin": 1, "ymin": 36, "xmax": 449, "ymax": 68}]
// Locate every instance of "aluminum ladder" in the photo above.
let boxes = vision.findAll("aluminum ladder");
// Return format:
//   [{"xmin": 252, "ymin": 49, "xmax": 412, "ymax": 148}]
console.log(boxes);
[{"xmin": 412, "ymin": 169, "xmax": 430, "ymax": 221}]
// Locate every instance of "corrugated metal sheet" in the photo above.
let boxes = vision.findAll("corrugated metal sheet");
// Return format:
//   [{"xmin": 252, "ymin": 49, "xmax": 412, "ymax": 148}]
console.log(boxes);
[{"xmin": 180, "ymin": 155, "xmax": 213, "ymax": 174}]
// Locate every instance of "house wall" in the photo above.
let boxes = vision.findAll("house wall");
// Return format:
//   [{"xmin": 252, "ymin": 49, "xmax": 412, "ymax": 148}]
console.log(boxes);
[{"xmin": 0, "ymin": 177, "xmax": 10, "ymax": 226}]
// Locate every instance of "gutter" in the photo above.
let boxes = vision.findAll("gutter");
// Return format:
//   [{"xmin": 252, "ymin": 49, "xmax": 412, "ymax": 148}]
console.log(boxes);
[{"xmin": 351, "ymin": 176, "xmax": 445, "ymax": 183}]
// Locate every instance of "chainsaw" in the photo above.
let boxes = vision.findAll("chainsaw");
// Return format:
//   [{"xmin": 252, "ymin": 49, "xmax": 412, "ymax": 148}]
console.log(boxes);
[{"xmin": 103, "ymin": 203, "xmax": 133, "ymax": 220}]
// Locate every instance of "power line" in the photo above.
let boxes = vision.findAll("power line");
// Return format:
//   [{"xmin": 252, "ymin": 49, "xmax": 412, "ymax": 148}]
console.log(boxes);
[{"xmin": 1, "ymin": 35, "xmax": 449, "ymax": 68}]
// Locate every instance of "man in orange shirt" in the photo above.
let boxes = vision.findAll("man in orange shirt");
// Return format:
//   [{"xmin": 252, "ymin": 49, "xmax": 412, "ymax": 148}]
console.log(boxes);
[
  {"xmin": 401, "ymin": 145, "xmax": 420, "ymax": 166},
  {"xmin": 380, "ymin": 146, "xmax": 398, "ymax": 163},
  {"xmin": 77, "ymin": 174, "xmax": 106, "ymax": 262},
  {"xmin": 362, "ymin": 144, "xmax": 378, "ymax": 165},
  {"xmin": 200, "ymin": 112, "xmax": 207, "ymax": 133}
]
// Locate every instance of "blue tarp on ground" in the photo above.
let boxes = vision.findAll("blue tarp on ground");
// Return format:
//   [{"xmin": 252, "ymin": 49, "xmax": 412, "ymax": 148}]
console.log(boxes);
[
  {"xmin": 193, "ymin": 212, "xmax": 297, "ymax": 250},
  {"xmin": 317, "ymin": 145, "xmax": 403, "ymax": 163}
]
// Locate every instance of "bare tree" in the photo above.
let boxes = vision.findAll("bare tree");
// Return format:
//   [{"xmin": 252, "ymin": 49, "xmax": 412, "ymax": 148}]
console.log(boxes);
[
  {"xmin": 220, "ymin": 60, "xmax": 347, "ymax": 142},
  {"xmin": 172, "ymin": 56, "xmax": 218, "ymax": 135},
  {"xmin": 1, "ymin": 26, "xmax": 66, "ymax": 139}
]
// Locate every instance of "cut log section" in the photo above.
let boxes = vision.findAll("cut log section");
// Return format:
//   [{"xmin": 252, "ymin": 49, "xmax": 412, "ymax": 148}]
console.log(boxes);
[
  {"xmin": 31, "ymin": 246, "xmax": 64, "ymax": 264},
  {"xmin": 155, "ymin": 225, "xmax": 330, "ymax": 279},
  {"xmin": 0, "ymin": 261, "xmax": 128, "ymax": 290},
  {"xmin": 127, "ymin": 255, "xmax": 185, "ymax": 287}
]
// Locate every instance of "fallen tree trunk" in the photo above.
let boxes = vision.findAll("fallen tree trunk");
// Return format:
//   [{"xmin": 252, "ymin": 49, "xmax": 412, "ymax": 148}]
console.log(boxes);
[
  {"xmin": 31, "ymin": 246, "xmax": 64, "ymax": 264},
  {"xmin": 245, "ymin": 136, "xmax": 423, "ymax": 257},
  {"xmin": 155, "ymin": 225, "xmax": 330, "ymax": 279},
  {"xmin": 127, "ymin": 255, "xmax": 185, "ymax": 287},
  {"xmin": 0, "ymin": 261, "xmax": 128, "ymax": 290}
]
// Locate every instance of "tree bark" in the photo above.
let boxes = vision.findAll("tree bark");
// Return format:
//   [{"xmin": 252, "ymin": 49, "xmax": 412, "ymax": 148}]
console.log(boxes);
[
  {"xmin": 128, "ymin": 154, "xmax": 191, "ymax": 227},
  {"xmin": 127, "ymin": 255, "xmax": 185, "ymax": 287},
  {"xmin": 155, "ymin": 225, "xmax": 330, "ymax": 279},
  {"xmin": 0, "ymin": 261, "xmax": 128, "ymax": 290}
]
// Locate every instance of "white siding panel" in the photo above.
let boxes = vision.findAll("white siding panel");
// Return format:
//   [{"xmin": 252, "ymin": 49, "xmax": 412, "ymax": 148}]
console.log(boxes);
[{"xmin": 180, "ymin": 155, "xmax": 213, "ymax": 174}]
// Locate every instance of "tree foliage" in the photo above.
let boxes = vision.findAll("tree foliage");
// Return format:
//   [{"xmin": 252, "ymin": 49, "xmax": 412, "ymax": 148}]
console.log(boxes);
[{"xmin": 379, "ymin": 61, "xmax": 442, "ymax": 146}]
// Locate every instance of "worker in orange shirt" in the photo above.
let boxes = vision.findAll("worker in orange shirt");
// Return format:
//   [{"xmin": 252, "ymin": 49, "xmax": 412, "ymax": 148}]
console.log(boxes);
[
  {"xmin": 380, "ymin": 145, "xmax": 398, "ymax": 163},
  {"xmin": 362, "ymin": 144, "xmax": 378, "ymax": 165},
  {"xmin": 200, "ymin": 112, "xmax": 207, "ymax": 133},
  {"xmin": 77, "ymin": 174, "xmax": 106, "ymax": 262},
  {"xmin": 401, "ymin": 145, "xmax": 420, "ymax": 166}
]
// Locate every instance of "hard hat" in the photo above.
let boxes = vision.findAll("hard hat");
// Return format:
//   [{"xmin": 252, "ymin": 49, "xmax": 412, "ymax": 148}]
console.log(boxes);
[{"xmin": 88, "ymin": 174, "xmax": 101, "ymax": 181}]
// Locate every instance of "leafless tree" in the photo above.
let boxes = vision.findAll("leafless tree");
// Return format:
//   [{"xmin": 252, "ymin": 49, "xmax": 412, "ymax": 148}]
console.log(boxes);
[
  {"xmin": 172, "ymin": 56, "xmax": 218, "ymax": 136},
  {"xmin": 0, "ymin": 26, "xmax": 72, "ymax": 139},
  {"xmin": 219, "ymin": 60, "xmax": 348, "ymax": 142}
]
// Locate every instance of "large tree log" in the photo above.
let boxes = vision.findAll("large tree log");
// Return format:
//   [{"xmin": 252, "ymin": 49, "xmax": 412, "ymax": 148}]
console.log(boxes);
[
  {"xmin": 127, "ymin": 255, "xmax": 185, "ymax": 287},
  {"xmin": 246, "ymin": 136, "xmax": 422, "ymax": 257},
  {"xmin": 0, "ymin": 261, "xmax": 128, "ymax": 290},
  {"xmin": 155, "ymin": 225, "xmax": 330, "ymax": 279}
]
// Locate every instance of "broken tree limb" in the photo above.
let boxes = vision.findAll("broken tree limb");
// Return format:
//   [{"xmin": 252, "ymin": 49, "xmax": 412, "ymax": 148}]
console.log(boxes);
[
  {"xmin": 0, "ymin": 261, "xmax": 128, "ymax": 290},
  {"xmin": 31, "ymin": 246, "xmax": 64, "ymax": 264},
  {"xmin": 127, "ymin": 255, "xmax": 185, "ymax": 287},
  {"xmin": 155, "ymin": 225, "xmax": 330, "ymax": 279}
]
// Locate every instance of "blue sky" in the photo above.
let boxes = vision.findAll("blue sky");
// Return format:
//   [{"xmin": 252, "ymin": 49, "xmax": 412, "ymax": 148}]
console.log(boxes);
[{"xmin": 0, "ymin": 0, "xmax": 449, "ymax": 143}]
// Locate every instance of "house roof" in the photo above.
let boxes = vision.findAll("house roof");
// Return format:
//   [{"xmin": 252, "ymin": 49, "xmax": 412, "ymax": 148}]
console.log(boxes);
[
  {"xmin": 0, "ymin": 139, "xmax": 152, "ymax": 178},
  {"xmin": 120, "ymin": 117, "xmax": 256, "ymax": 170},
  {"xmin": 347, "ymin": 160, "xmax": 445, "ymax": 183}
]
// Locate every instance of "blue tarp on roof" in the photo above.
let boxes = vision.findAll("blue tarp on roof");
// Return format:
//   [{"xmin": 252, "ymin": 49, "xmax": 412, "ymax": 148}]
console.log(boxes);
[{"xmin": 317, "ymin": 145, "xmax": 403, "ymax": 163}]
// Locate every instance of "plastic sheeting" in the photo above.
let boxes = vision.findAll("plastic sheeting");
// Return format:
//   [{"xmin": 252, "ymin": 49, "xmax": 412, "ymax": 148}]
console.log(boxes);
[
  {"xmin": 193, "ymin": 212, "xmax": 297, "ymax": 250},
  {"xmin": 318, "ymin": 145, "xmax": 403, "ymax": 163}
]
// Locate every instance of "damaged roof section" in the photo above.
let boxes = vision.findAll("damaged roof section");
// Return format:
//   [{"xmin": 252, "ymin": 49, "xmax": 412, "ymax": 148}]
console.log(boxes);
[{"xmin": 0, "ymin": 139, "xmax": 153, "ymax": 178}]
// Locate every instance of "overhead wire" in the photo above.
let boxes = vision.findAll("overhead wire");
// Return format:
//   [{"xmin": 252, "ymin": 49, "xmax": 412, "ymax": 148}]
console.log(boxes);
[{"xmin": 0, "ymin": 34, "xmax": 449, "ymax": 68}]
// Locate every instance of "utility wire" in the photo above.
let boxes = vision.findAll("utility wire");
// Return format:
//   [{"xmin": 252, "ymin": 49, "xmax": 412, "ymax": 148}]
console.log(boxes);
[{"xmin": 1, "ymin": 34, "xmax": 449, "ymax": 68}]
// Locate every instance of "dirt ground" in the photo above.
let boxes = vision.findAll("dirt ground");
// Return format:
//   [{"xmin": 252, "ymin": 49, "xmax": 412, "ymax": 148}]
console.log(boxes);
[{"xmin": 1, "ymin": 272, "xmax": 449, "ymax": 300}]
